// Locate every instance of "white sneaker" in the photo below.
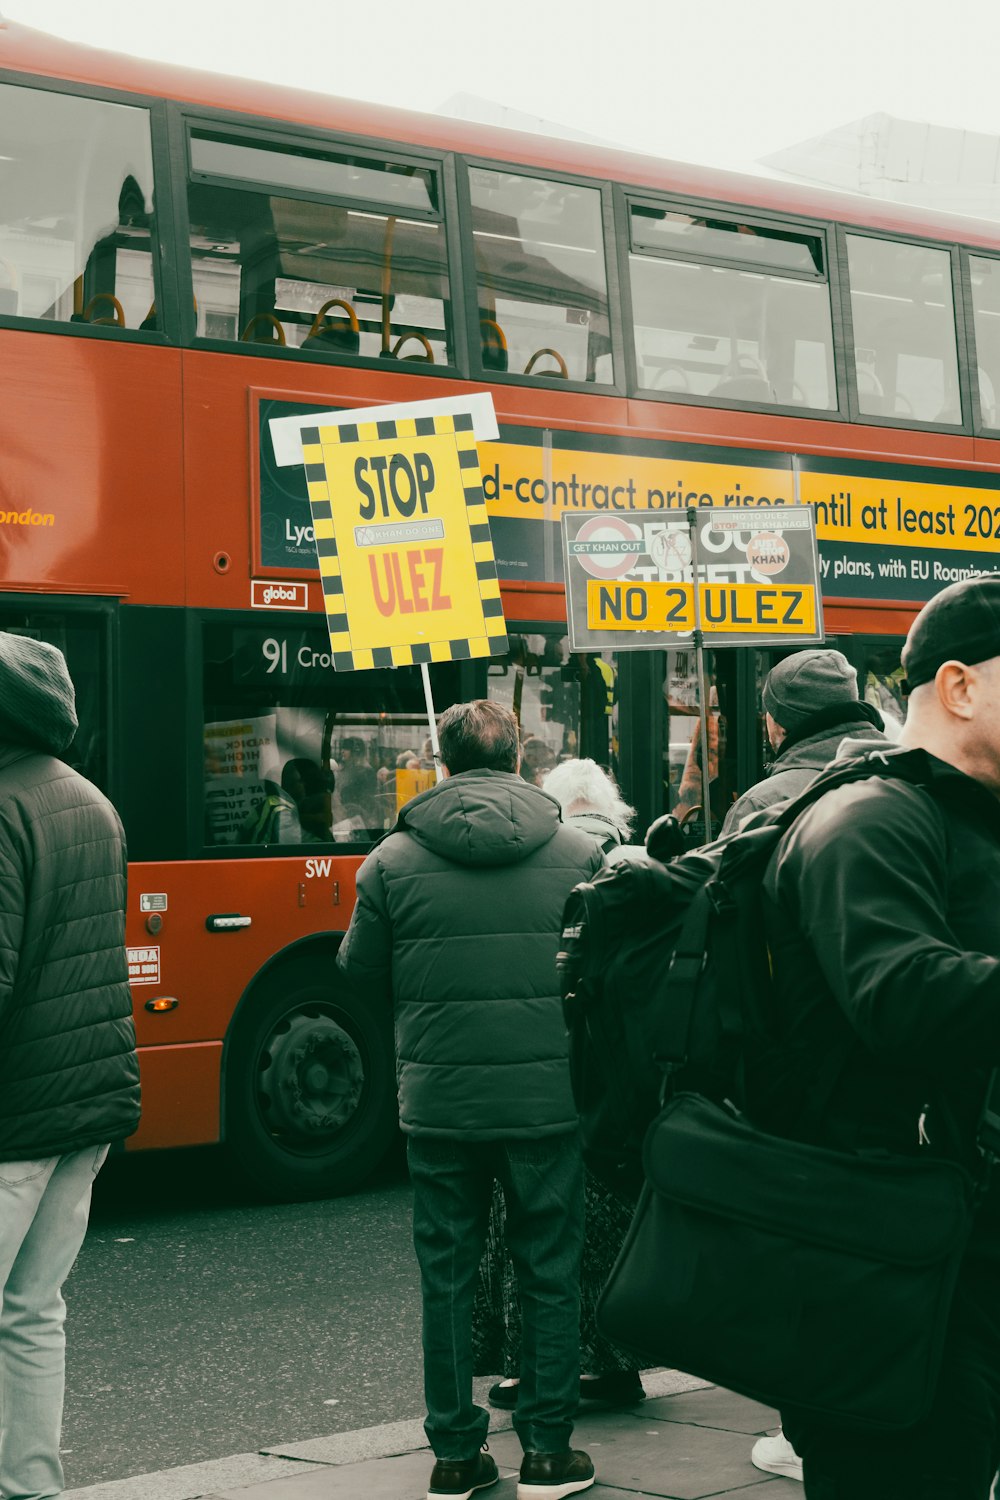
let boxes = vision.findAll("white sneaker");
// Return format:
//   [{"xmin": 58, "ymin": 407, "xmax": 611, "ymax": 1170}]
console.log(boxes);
[{"xmin": 751, "ymin": 1430, "xmax": 803, "ymax": 1481}]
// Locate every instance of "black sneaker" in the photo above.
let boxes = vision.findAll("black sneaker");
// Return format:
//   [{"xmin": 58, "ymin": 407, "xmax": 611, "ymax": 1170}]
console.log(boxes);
[
  {"xmin": 578, "ymin": 1370, "xmax": 645, "ymax": 1407},
  {"xmin": 517, "ymin": 1448, "xmax": 595, "ymax": 1499},
  {"xmin": 427, "ymin": 1446, "xmax": 499, "ymax": 1499},
  {"xmin": 487, "ymin": 1378, "xmax": 519, "ymax": 1409}
]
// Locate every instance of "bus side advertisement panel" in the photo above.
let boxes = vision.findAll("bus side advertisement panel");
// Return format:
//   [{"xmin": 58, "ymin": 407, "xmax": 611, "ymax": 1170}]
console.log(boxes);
[{"xmin": 258, "ymin": 402, "xmax": 1000, "ymax": 603}]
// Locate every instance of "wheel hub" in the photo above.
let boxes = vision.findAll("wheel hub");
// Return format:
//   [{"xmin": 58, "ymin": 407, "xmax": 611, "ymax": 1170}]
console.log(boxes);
[{"xmin": 259, "ymin": 1012, "xmax": 365, "ymax": 1138}]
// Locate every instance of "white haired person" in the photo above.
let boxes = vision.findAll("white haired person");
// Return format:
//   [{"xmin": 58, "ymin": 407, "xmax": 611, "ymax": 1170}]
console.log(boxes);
[
  {"xmin": 542, "ymin": 757, "xmax": 645, "ymax": 864},
  {"xmin": 473, "ymin": 758, "xmax": 646, "ymax": 1412}
]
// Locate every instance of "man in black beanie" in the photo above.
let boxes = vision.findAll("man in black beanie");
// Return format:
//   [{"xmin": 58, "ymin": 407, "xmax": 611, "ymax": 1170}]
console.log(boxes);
[
  {"xmin": 749, "ymin": 573, "xmax": 1000, "ymax": 1496},
  {"xmin": 721, "ymin": 648, "xmax": 887, "ymax": 836},
  {"xmin": 0, "ymin": 634, "xmax": 140, "ymax": 1500}
]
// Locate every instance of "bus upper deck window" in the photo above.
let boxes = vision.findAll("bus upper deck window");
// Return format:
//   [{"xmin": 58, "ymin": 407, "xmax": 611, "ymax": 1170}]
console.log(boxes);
[
  {"xmin": 970, "ymin": 256, "xmax": 1000, "ymax": 431},
  {"xmin": 847, "ymin": 236, "xmax": 961, "ymax": 425},
  {"xmin": 186, "ymin": 131, "xmax": 452, "ymax": 367},
  {"xmin": 0, "ymin": 84, "xmax": 156, "ymax": 332},
  {"xmin": 467, "ymin": 169, "xmax": 614, "ymax": 386},
  {"xmin": 628, "ymin": 205, "xmax": 835, "ymax": 411}
]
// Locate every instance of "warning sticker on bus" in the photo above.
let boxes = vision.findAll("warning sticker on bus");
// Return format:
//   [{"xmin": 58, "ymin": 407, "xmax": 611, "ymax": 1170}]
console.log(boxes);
[
  {"xmin": 127, "ymin": 946, "xmax": 161, "ymax": 986},
  {"xmin": 563, "ymin": 508, "xmax": 823, "ymax": 651}
]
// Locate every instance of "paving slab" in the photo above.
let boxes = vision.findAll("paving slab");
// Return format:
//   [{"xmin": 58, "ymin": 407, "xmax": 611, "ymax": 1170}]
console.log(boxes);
[
  {"xmin": 204, "ymin": 1450, "xmax": 519, "ymax": 1499},
  {"xmin": 486, "ymin": 1413, "xmax": 774, "ymax": 1500},
  {"xmin": 73, "ymin": 1380, "xmax": 801, "ymax": 1500},
  {"xmin": 644, "ymin": 1388, "xmax": 781, "ymax": 1435}
]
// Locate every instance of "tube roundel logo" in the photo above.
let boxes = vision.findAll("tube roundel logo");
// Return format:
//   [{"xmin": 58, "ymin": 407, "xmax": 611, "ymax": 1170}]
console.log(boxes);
[{"xmin": 570, "ymin": 515, "xmax": 642, "ymax": 580}]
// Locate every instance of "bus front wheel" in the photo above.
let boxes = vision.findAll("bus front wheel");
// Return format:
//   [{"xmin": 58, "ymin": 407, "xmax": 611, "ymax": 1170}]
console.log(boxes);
[{"xmin": 224, "ymin": 953, "xmax": 397, "ymax": 1200}]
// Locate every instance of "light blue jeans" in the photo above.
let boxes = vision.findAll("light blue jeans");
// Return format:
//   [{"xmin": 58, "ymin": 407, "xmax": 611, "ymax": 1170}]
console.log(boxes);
[{"xmin": 0, "ymin": 1146, "xmax": 108, "ymax": 1500}]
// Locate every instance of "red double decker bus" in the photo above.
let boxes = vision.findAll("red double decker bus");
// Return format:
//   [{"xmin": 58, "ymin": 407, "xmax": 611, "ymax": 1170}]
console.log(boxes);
[{"xmin": 3, "ymin": 18, "xmax": 1000, "ymax": 1196}]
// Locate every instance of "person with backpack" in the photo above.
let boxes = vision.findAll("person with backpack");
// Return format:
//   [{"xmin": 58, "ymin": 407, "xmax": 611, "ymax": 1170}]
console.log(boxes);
[
  {"xmin": 721, "ymin": 648, "xmax": 886, "ymax": 835},
  {"xmin": 747, "ymin": 575, "xmax": 1000, "ymax": 1497},
  {"xmin": 720, "ymin": 649, "xmax": 888, "ymax": 1480},
  {"xmin": 336, "ymin": 702, "xmax": 602, "ymax": 1500},
  {"xmin": 474, "ymin": 760, "xmax": 646, "ymax": 1414}
]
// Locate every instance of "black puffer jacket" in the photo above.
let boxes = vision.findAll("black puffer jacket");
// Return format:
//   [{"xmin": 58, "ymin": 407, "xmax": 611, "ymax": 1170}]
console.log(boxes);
[
  {"xmin": 753, "ymin": 749, "xmax": 1000, "ymax": 1249},
  {"xmin": 0, "ymin": 637, "xmax": 140, "ymax": 1159}
]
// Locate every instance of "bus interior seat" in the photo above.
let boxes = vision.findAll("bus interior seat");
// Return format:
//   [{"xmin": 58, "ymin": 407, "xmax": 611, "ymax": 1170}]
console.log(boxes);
[
  {"xmin": 241, "ymin": 313, "xmax": 287, "ymax": 345},
  {"xmin": 711, "ymin": 354, "xmax": 772, "ymax": 401},
  {"xmin": 978, "ymin": 366, "xmax": 997, "ymax": 429},
  {"xmin": 711, "ymin": 373, "xmax": 774, "ymax": 402},
  {"xmin": 303, "ymin": 298, "xmax": 360, "ymax": 355},
  {"xmin": 854, "ymin": 365, "xmax": 889, "ymax": 412},
  {"xmin": 390, "ymin": 331, "xmax": 434, "ymax": 362},
  {"xmin": 480, "ymin": 318, "xmax": 508, "ymax": 372},
  {"xmin": 524, "ymin": 347, "xmax": 568, "ymax": 378},
  {"xmin": 139, "ymin": 295, "xmax": 197, "ymax": 334},
  {"xmin": 0, "ymin": 259, "xmax": 18, "ymax": 316},
  {"xmin": 856, "ymin": 367, "xmax": 884, "ymax": 397},
  {"xmin": 651, "ymin": 364, "xmax": 690, "ymax": 392},
  {"xmin": 73, "ymin": 292, "xmax": 126, "ymax": 327}
]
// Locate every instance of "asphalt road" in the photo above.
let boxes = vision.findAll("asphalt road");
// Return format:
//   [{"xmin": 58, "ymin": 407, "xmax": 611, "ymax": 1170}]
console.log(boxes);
[{"xmin": 61, "ymin": 1141, "xmax": 422, "ymax": 1490}]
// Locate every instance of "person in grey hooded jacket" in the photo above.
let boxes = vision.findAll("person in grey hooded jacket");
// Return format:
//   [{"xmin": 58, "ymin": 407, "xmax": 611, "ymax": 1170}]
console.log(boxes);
[
  {"xmin": 0, "ymin": 633, "xmax": 140, "ymax": 1500},
  {"xmin": 337, "ymin": 700, "xmax": 601, "ymax": 1500},
  {"xmin": 721, "ymin": 648, "xmax": 887, "ymax": 837}
]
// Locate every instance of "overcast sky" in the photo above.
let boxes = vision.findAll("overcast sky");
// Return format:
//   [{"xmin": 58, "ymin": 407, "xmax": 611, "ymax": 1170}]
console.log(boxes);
[{"xmin": 7, "ymin": 0, "xmax": 1000, "ymax": 174}]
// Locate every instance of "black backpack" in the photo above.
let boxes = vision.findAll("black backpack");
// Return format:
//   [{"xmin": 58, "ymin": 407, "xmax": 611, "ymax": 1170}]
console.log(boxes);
[{"xmin": 557, "ymin": 745, "xmax": 938, "ymax": 1199}]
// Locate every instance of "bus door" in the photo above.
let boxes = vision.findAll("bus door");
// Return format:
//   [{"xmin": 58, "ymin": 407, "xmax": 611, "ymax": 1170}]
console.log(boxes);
[{"xmin": 485, "ymin": 628, "xmax": 619, "ymax": 790}]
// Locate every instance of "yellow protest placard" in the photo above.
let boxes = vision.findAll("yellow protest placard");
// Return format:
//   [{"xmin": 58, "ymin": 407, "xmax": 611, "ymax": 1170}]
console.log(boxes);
[{"xmin": 300, "ymin": 411, "xmax": 508, "ymax": 671}]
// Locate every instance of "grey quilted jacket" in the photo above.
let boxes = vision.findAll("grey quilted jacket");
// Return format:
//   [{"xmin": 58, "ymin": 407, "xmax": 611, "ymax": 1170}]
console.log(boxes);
[{"xmin": 0, "ymin": 638, "xmax": 140, "ymax": 1159}]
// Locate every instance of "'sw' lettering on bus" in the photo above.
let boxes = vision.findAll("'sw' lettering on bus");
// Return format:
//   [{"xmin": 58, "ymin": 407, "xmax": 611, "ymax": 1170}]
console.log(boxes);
[{"xmin": 4, "ymin": 17, "xmax": 999, "ymax": 1197}]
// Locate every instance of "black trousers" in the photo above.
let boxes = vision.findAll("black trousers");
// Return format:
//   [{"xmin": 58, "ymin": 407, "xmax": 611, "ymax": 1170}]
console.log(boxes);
[{"xmin": 783, "ymin": 1252, "xmax": 1000, "ymax": 1499}]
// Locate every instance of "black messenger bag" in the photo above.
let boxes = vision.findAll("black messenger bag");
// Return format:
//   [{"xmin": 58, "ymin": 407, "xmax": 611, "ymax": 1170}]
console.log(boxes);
[{"xmin": 597, "ymin": 1092, "xmax": 978, "ymax": 1433}]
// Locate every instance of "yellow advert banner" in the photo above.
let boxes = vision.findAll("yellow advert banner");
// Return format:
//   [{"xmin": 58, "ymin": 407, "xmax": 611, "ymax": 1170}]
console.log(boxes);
[
  {"xmin": 586, "ymin": 579, "xmax": 819, "ymax": 636},
  {"xmin": 480, "ymin": 443, "xmax": 1000, "ymax": 558}
]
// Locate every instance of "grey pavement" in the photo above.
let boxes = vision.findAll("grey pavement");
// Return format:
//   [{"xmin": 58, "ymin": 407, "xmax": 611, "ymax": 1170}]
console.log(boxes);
[{"xmin": 62, "ymin": 1371, "xmax": 801, "ymax": 1500}]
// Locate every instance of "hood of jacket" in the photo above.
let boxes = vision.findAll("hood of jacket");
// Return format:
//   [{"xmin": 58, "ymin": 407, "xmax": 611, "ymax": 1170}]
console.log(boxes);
[
  {"xmin": 767, "ymin": 704, "xmax": 886, "ymax": 777},
  {"xmin": 565, "ymin": 810, "xmax": 624, "ymax": 848},
  {"xmin": 394, "ymin": 768, "xmax": 563, "ymax": 868},
  {"xmin": 0, "ymin": 634, "xmax": 77, "ymax": 755}
]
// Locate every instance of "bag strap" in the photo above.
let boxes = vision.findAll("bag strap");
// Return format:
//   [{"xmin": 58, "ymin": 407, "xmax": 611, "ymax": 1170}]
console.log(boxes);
[{"xmin": 654, "ymin": 882, "xmax": 718, "ymax": 1072}]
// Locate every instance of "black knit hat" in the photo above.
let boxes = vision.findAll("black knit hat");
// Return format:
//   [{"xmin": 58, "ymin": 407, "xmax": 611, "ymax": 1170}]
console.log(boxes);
[
  {"xmin": 762, "ymin": 649, "xmax": 858, "ymax": 732},
  {"xmin": 0, "ymin": 633, "xmax": 78, "ymax": 754},
  {"xmin": 902, "ymin": 576, "xmax": 1000, "ymax": 689}
]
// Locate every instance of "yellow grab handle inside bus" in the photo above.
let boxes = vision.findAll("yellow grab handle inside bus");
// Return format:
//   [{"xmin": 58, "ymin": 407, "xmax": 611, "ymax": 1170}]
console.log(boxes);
[
  {"xmin": 241, "ymin": 313, "xmax": 286, "ymax": 345},
  {"xmin": 524, "ymin": 347, "xmax": 568, "ymax": 378},
  {"xmin": 83, "ymin": 293, "xmax": 125, "ymax": 327},
  {"xmin": 391, "ymin": 331, "xmax": 434, "ymax": 363},
  {"xmin": 305, "ymin": 298, "xmax": 359, "ymax": 339}
]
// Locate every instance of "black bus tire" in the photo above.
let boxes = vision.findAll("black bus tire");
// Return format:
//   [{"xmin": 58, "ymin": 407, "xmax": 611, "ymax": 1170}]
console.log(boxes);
[{"xmin": 223, "ymin": 951, "xmax": 397, "ymax": 1201}]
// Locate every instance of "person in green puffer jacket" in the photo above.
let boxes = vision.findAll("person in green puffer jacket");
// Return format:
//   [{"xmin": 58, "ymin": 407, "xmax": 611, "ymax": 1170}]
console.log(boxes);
[{"xmin": 337, "ymin": 700, "xmax": 602, "ymax": 1500}]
